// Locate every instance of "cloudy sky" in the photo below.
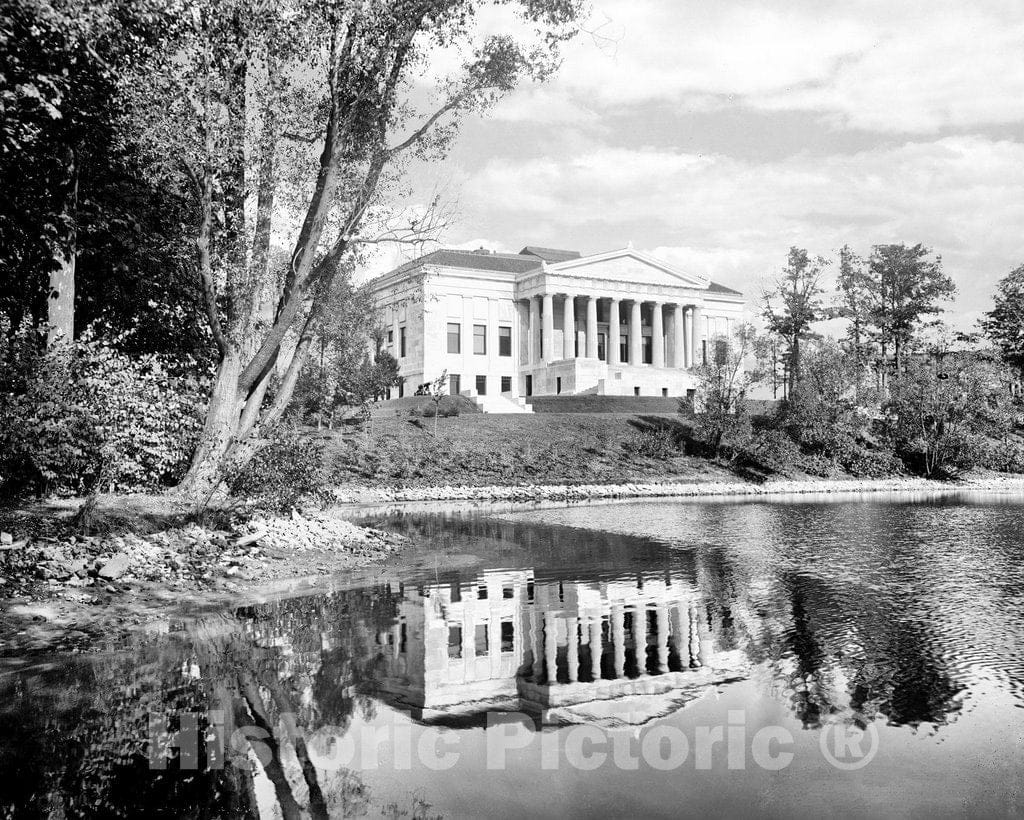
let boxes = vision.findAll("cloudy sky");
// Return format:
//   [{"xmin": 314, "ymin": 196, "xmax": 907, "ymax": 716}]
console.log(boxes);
[{"xmin": 375, "ymin": 0, "xmax": 1024, "ymax": 329}]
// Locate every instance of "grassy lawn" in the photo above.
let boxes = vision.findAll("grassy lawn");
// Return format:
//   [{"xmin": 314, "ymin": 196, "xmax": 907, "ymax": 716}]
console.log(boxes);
[{"xmin": 324, "ymin": 412, "xmax": 739, "ymax": 487}]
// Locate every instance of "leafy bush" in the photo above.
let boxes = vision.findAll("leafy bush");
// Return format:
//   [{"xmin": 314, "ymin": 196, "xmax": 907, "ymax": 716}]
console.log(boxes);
[
  {"xmin": 624, "ymin": 427, "xmax": 677, "ymax": 459},
  {"xmin": 886, "ymin": 358, "xmax": 1010, "ymax": 478},
  {"xmin": 842, "ymin": 446, "xmax": 903, "ymax": 478},
  {"xmin": 228, "ymin": 425, "xmax": 331, "ymax": 510},
  {"xmin": 0, "ymin": 323, "xmax": 208, "ymax": 496},
  {"xmin": 739, "ymin": 428, "xmax": 802, "ymax": 475}
]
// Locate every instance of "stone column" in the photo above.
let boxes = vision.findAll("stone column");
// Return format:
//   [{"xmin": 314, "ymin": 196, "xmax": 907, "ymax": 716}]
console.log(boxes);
[
  {"xmin": 529, "ymin": 297, "xmax": 540, "ymax": 365},
  {"xmin": 589, "ymin": 618, "xmax": 602, "ymax": 680},
  {"xmin": 688, "ymin": 603, "xmax": 702, "ymax": 668},
  {"xmin": 656, "ymin": 604, "xmax": 669, "ymax": 673},
  {"xmin": 545, "ymin": 612, "xmax": 558, "ymax": 684},
  {"xmin": 608, "ymin": 299, "xmax": 621, "ymax": 366},
  {"xmin": 530, "ymin": 609, "xmax": 543, "ymax": 680},
  {"xmin": 651, "ymin": 302, "xmax": 664, "ymax": 368},
  {"xmin": 542, "ymin": 293, "xmax": 554, "ymax": 362},
  {"xmin": 683, "ymin": 306, "xmax": 693, "ymax": 367},
  {"xmin": 586, "ymin": 296, "xmax": 599, "ymax": 358},
  {"xmin": 392, "ymin": 307, "xmax": 401, "ymax": 359},
  {"xmin": 566, "ymin": 617, "xmax": 579, "ymax": 683},
  {"xmin": 691, "ymin": 305, "xmax": 704, "ymax": 366},
  {"xmin": 562, "ymin": 294, "xmax": 576, "ymax": 360},
  {"xmin": 629, "ymin": 300, "xmax": 642, "ymax": 366},
  {"xmin": 633, "ymin": 604, "xmax": 647, "ymax": 675},
  {"xmin": 673, "ymin": 304, "xmax": 685, "ymax": 369},
  {"xmin": 611, "ymin": 606, "xmax": 626, "ymax": 678}
]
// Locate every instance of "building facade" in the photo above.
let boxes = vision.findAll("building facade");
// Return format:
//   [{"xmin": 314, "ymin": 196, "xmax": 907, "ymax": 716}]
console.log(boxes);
[{"xmin": 370, "ymin": 244, "xmax": 745, "ymax": 400}]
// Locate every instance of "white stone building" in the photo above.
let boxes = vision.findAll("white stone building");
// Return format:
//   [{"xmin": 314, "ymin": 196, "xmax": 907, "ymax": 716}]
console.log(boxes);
[{"xmin": 370, "ymin": 244, "xmax": 745, "ymax": 403}]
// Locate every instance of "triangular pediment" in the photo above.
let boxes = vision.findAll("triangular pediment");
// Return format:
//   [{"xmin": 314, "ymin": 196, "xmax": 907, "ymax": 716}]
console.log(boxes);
[{"xmin": 545, "ymin": 248, "xmax": 710, "ymax": 289}]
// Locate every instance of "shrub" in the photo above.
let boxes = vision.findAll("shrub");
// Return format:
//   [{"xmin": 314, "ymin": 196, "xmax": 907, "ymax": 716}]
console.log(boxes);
[
  {"xmin": 843, "ymin": 446, "xmax": 903, "ymax": 478},
  {"xmin": 228, "ymin": 425, "xmax": 331, "ymax": 510},
  {"xmin": 624, "ymin": 427, "xmax": 677, "ymax": 459},
  {"xmin": 739, "ymin": 428, "xmax": 802, "ymax": 475},
  {"xmin": 0, "ymin": 323, "xmax": 208, "ymax": 496}
]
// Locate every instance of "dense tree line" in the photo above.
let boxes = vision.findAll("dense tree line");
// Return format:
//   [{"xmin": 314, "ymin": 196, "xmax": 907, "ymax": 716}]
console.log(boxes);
[{"xmin": 691, "ymin": 243, "xmax": 1024, "ymax": 479}]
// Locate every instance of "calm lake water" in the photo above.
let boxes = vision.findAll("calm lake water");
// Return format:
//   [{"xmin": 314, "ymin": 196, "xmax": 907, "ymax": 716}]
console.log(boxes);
[{"xmin": 3, "ymin": 493, "xmax": 1024, "ymax": 819}]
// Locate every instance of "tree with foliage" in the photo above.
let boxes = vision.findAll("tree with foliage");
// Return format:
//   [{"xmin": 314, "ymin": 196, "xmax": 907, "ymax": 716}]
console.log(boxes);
[
  {"xmin": 866, "ymin": 243, "xmax": 955, "ymax": 385},
  {"xmin": 783, "ymin": 338, "xmax": 868, "ymax": 464},
  {"xmin": 120, "ymin": 0, "xmax": 582, "ymax": 502},
  {"xmin": 887, "ymin": 356, "xmax": 1009, "ymax": 477},
  {"xmin": 688, "ymin": 325, "xmax": 762, "ymax": 459},
  {"xmin": 834, "ymin": 245, "xmax": 874, "ymax": 400},
  {"xmin": 762, "ymin": 247, "xmax": 828, "ymax": 392},
  {"xmin": 981, "ymin": 264, "xmax": 1024, "ymax": 378},
  {"xmin": 0, "ymin": 0, "xmax": 207, "ymax": 357}
]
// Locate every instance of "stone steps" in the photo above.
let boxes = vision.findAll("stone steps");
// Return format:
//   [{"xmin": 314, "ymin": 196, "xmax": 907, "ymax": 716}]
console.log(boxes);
[{"xmin": 463, "ymin": 392, "xmax": 534, "ymax": 414}]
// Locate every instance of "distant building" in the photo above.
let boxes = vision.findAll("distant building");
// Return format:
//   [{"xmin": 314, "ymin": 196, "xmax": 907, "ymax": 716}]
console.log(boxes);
[{"xmin": 369, "ymin": 245, "xmax": 745, "ymax": 405}]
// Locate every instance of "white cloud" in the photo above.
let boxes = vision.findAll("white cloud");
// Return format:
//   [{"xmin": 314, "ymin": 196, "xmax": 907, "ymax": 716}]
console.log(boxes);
[
  {"xmin": 460, "ymin": 135, "xmax": 1024, "ymax": 320},
  {"xmin": 530, "ymin": 0, "xmax": 1024, "ymax": 133}
]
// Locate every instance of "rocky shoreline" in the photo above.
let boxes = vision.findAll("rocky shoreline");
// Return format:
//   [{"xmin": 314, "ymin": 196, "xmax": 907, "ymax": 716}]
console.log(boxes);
[
  {"xmin": 0, "ymin": 510, "xmax": 405, "ymax": 653},
  {"xmin": 332, "ymin": 474, "xmax": 1024, "ymax": 505}
]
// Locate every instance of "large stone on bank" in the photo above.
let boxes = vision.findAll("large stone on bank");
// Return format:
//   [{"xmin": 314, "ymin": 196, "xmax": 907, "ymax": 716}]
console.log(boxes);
[{"xmin": 98, "ymin": 552, "xmax": 131, "ymax": 581}]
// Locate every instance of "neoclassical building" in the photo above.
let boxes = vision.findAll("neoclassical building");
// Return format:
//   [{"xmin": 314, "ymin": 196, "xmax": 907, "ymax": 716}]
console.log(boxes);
[
  {"xmin": 371, "ymin": 568, "xmax": 749, "ymax": 724},
  {"xmin": 370, "ymin": 244, "xmax": 744, "ymax": 404}
]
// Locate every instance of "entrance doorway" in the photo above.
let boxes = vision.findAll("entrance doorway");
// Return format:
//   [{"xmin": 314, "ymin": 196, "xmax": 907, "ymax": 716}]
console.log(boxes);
[{"xmin": 525, "ymin": 375, "xmax": 533, "ymax": 396}]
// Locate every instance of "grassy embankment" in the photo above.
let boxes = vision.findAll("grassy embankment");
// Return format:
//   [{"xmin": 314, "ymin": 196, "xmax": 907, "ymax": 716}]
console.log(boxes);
[{"xmin": 326, "ymin": 411, "xmax": 740, "ymax": 487}]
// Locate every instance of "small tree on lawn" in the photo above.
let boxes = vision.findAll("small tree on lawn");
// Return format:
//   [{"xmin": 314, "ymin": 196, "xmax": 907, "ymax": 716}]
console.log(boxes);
[
  {"xmin": 688, "ymin": 324, "xmax": 762, "ymax": 460},
  {"xmin": 427, "ymin": 369, "xmax": 448, "ymax": 435}
]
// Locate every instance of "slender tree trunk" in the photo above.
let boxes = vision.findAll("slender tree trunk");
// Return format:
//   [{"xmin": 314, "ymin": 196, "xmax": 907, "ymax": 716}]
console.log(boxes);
[{"xmin": 47, "ymin": 146, "xmax": 77, "ymax": 346}]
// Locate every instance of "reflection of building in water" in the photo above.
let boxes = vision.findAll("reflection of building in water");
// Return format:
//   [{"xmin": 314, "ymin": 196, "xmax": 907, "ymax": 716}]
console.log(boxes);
[{"xmin": 374, "ymin": 569, "xmax": 748, "ymax": 725}]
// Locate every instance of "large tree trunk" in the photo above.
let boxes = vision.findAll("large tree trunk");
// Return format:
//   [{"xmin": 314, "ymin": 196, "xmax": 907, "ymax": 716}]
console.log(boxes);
[
  {"xmin": 178, "ymin": 349, "xmax": 245, "ymax": 501},
  {"xmin": 47, "ymin": 146, "xmax": 77, "ymax": 346}
]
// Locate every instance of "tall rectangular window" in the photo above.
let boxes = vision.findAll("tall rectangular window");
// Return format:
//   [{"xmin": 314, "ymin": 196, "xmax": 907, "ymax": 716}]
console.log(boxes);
[
  {"xmin": 498, "ymin": 326, "xmax": 512, "ymax": 356},
  {"xmin": 702, "ymin": 339, "xmax": 708, "ymax": 365},
  {"xmin": 620, "ymin": 335, "xmax": 629, "ymax": 363},
  {"xmin": 475, "ymin": 375, "xmax": 487, "ymax": 395},
  {"xmin": 501, "ymin": 376, "xmax": 512, "ymax": 393},
  {"xmin": 447, "ymin": 323, "xmax": 461, "ymax": 354},
  {"xmin": 473, "ymin": 324, "xmax": 486, "ymax": 355},
  {"xmin": 642, "ymin": 335, "xmax": 653, "ymax": 364},
  {"xmin": 475, "ymin": 624, "xmax": 489, "ymax": 656},
  {"xmin": 448, "ymin": 626, "xmax": 462, "ymax": 659},
  {"xmin": 501, "ymin": 621, "xmax": 514, "ymax": 653},
  {"xmin": 399, "ymin": 326, "xmax": 406, "ymax": 358}
]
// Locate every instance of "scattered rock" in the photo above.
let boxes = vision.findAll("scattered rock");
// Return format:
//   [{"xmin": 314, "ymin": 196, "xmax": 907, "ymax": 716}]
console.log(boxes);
[
  {"xmin": 97, "ymin": 553, "xmax": 131, "ymax": 581},
  {"xmin": 0, "ymin": 532, "xmax": 11, "ymax": 545}
]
